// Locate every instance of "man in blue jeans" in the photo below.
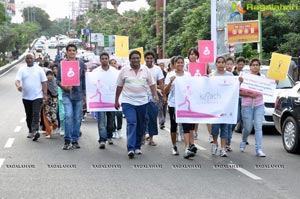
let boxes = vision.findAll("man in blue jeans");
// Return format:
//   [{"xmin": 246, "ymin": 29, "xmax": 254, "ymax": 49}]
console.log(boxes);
[
  {"xmin": 93, "ymin": 52, "xmax": 119, "ymax": 149},
  {"xmin": 56, "ymin": 44, "xmax": 86, "ymax": 150},
  {"xmin": 144, "ymin": 50, "xmax": 166, "ymax": 146},
  {"xmin": 115, "ymin": 50, "xmax": 158, "ymax": 159}
]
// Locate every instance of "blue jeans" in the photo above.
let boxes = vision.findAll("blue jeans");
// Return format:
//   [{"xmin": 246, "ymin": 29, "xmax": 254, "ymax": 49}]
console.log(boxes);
[
  {"xmin": 226, "ymin": 124, "xmax": 236, "ymax": 146},
  {"xmin": 241, "ymin": 105, "xmax": 264, "ymax": 151},
  {"xmin": 63, "ymin": 96, "xmax": 82, "ymax": 143},
  {"xmin": 97, "ymin": 112, "xmax": 114, "ymax": 142},
  {"xmin": 122, "ymin": 103, "xmax": 148, "ymax": 152},
  {"xmin": 211, "ymin": 124, "xmax": 229, "ymax": 139},
  {"xmin": 145, "ymin": 102, "xmax": 159, "ymax": 136},
  {"xmin": 114, "ymin": 111, "xmax": 123, "ymax": 131}
]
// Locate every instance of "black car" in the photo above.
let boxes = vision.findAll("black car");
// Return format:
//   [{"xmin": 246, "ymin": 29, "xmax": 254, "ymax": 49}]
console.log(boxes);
[{"xmin": 273, "ymin": 83, "xmax": 300, "ymax": 153}]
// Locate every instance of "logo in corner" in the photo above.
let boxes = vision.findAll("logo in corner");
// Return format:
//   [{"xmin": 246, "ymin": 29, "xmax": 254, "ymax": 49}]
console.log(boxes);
[{"xmin": 230, "ymin": 2, "xmax": 246, "ymax": 19}]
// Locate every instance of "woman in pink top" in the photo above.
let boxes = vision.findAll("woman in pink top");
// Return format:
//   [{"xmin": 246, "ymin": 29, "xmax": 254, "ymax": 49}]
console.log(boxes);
[{"xmin": 239, "ymin": 58, "xmax": 266, "ymax": 157}]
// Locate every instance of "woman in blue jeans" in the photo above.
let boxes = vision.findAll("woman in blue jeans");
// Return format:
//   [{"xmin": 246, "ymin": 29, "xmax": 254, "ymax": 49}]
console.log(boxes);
[{"xmin": 239, "ymin": 58, "xmax": 266, "ymax": 157}]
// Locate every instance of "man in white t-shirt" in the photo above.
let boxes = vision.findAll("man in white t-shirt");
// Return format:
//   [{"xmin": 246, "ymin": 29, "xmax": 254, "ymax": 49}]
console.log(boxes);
[
  {"xmin": 93, "ymin": 52, "xmax": 119, "ymax": 149},
  {"xmin": 15, "ymin": 53, "xmax": 48, "ymax": 141},
  {"xmin": 144, "ymin": 51, "xmax": 166, "ymax": 146}
]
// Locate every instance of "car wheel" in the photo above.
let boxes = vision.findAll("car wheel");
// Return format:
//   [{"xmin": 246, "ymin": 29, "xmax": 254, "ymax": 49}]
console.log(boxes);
[{"xmin": 282, "ymin": 116, "xmax": 300, "ymax": 153}]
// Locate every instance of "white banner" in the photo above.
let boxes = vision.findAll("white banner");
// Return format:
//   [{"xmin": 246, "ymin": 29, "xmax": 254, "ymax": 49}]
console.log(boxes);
[
  {"xmin": 240, "ymin": 72, "xmax": 276, "ymax": 97},
  {"xmin": 86, "ymin": 69, "xmax": 120, "ymax": 112},
  {"xmin": 91, "ymin": 33, "xmax": 104, "ymax": 46},
  {"xmin": 175, "ymin": 76, "xmax": 240, "ymax": 124}
]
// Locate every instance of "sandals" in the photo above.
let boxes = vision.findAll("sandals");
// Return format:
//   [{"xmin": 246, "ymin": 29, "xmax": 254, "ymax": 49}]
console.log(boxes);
[
  {"xmin": 226, "ymin": 146, "xmax": 233, "ymax": 152},
  {"xmin": 148, "ymin": 141, "xmax": 157, "ymax": 146}
]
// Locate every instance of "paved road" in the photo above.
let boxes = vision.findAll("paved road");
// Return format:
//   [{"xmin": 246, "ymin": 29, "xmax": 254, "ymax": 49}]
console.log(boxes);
[{"xmin": 0, "ymin": 49, "xmax": 299, "ymax": 199}]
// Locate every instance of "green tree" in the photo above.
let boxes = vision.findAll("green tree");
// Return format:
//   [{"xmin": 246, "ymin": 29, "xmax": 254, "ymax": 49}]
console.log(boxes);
[
  {"xmin": 0, "ymin": 3, "xmax": 7, "ymax": 25},
  {"xmin": 22, "ymin": 7, "xmax": 51, "ymax": 31}
]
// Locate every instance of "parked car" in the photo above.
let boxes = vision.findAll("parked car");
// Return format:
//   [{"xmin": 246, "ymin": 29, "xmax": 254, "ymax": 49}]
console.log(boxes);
[
  {"xmin": 48, "ymin": 40, "xmax": 57, "ymax": 49},
  {"xmin": 273, "ymin": 83, "xmax": 300, "ymax": 153}
]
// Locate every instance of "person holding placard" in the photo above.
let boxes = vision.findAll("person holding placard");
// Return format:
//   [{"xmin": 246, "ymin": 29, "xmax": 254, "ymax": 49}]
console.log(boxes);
[
  {"xmin": 56, "ymin": 44, "xmax": 86, "ymax": 150},
  {"xmin": 94, "ymin": 52, "xmax": 119, "ymax": 149},
  {"xmin": 210, "ymin": 56, "xmax": 233, "ymax": 157},
  {"xmin": 165, "ymin": 56, "xmax": 197, "ymax": 159},
  {"xmin": 239, "ymin": 58, "xmax": 266, "ymax": 157}
]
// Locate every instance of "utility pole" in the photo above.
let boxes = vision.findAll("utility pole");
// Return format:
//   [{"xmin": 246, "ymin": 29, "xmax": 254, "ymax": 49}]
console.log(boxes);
[{"xmin": 162, "ymin": 0, "xmax": 166, "ymax": 58}]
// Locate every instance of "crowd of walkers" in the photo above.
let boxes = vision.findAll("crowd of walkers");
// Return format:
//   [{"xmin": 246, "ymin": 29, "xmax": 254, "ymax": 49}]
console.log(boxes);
[{"xmin": 15, "ymin": 43, "xmax": 268, "ymax": 159}]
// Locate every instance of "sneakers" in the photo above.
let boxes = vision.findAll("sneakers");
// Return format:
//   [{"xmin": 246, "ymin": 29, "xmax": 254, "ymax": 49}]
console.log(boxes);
[
  {"xmin": 72, "ymin": 142, "xmax": 80, "ymax": 149},
  {"xmin": 32, "ymin": 132, "xmax": 40, "ymax": 141},
  {"xmin": 208, "ymin": 135, "xmax": 213, "ymax": 143},
  {"xmin": 99, "ymin": 142, "xmax": 106, "ymax": 149},
  {"xmin": 59, "ymin": 130, "xmax": 64, "ymax": 136},
  {"xmin": 135, "ymin": 149, "xmax": 142, "ymax": 155},
  {"xmin": 211, "ymin": 144, "xmax": 218, "ymax": 155},
  {"xmin": 117, "ymin": 129, "xmax": 122, "ymax": 138},
  {"xmin": 189, "ymin": 144, "xmax": 198, "ymax": 154},
  {"xmin": 45, "ymin": 135, "xmax": 51, "ymax": 139},
  {"xmin": 27, "ymin": 132, "xmax": 34, "ymax": 138},
  {"xmin": 220, "ymin": 148, "xmax": 228, "ymax": 157},
  {"xmin": 128, "ymin": 151, "xmax": 134, "ymax": 159},
  {"xmin": 184, "ymin": 148, "xmax": 195, "ymax": 159},
  {"xmin": 194, "ymin": 133, "xmax": 199, "ymax": 140},
  {"xmin": 172, "ymin": 146, "xmax": 179, "ymax": 155},
  {"xmin": 112, "ymin": 132, "xmax": 117, "ymax": 139},
  {"xmin": 62, "ymin": 142, "xmax": 72, "ymax": 150},
  {"xmin": 256, "ymin": 150, "xmax": 266, "ymax": 157},
  {"xmin": 240, "ymin": 142, "xmax": 246, "ymax": 152},
  {"xmin": 108, "ymin": 138, "xmax": 114, "ymax": 145}
]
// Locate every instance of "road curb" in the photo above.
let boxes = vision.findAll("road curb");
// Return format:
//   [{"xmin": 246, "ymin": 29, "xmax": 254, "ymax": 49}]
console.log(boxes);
[{"xmin": 0, "ymin": 39, "xmax": 37, "ymax": 76}]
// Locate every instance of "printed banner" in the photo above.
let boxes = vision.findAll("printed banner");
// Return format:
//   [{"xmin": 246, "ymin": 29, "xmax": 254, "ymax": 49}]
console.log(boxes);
[
  {"xmin": 175, "ymin": 76, "xmax": 239, "ymax": 124},
  {"xmin": 267, "ymin": 52, "xmax": 291, "ymax": 80},
  {"xmin": 188, "ymin": 62, "xmax": 207, "ymax": 76},
  {"xmin": 198, "ymin": 40, "xmax": 214, "ymax": 63},
  {"xmin": 227, "ymin": 20, "xmax": 260, "ymax": 44},
  {"xmin": 240, "ymin": 72, "xmax": 276, "ymax": 96},
  {"xmin": 115, "ymin": 35, "xmax": 129, "ymax": 57},
  {"xmin": 61, "ymin": 61, "xmax": 80, "ymax": 86},
  {"xmin": 129, "ymin": 47, "xmax": 144, "ymax": 64},
  {"xmin": 86, "ymin": 69, "xmax": 120, "ymax": 112},
  {"xmin": 91, "ymin": 33, "xmax": 104, "ymax": 46}
]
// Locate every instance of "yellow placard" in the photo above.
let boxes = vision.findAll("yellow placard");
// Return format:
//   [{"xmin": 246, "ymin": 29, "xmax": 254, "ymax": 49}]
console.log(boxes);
[
  {"xmin": 267, "ymin": 53, "xmax": 291, "ymax": 80},
  {"xmin": 115, "ymin": 35, "xmax": 129, "ymax": 57},
  {"xmin": 129, "ymin": 47, "xmax": 144, "ymax": 64}
]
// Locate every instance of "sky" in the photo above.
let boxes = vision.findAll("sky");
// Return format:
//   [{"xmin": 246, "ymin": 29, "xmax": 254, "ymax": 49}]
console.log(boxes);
[{"xmin": 12, "ymin": 0, "xmax": 149, "ymax": 22}]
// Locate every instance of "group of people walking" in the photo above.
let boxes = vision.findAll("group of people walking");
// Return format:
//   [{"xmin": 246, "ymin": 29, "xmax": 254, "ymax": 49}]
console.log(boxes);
[{"xmin": 15, "ymin": 43, "xmax": 267, "ymax": 159}]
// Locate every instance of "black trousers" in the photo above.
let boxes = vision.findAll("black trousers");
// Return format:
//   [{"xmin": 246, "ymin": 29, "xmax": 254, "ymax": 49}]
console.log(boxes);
[{"xmin": 22, "ymin": 98, "xmax": 43, "ymax": 133}]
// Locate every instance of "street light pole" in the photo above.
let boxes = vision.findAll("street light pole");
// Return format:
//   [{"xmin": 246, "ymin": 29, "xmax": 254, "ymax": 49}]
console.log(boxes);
[{"xmin": 162, "ymin": 0, "xmax": 166, "ymax": 58}]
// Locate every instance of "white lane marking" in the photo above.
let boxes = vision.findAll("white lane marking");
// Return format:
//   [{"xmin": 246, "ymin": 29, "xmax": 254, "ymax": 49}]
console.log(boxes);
[
  {"xmin": 20, "ymin": 118, "xmax": 26, "ymax": 123},
  {"xmin": 0, "ymin": 158, "xmax": 5, "ymax": 168},
  {"xmin": 194, "ymin": 143, "xmax": 207, "ymax": 151},
  {"xmin": 4, "ymin": 138, "xmax": 15, "ymax": 148},
  {"xmin": 14, "ymin": 126, "xmax": 22, "ymax": 133},
  {"xmin": 235, "ymin": 167, "xmax": 262, "ymax": 180}
]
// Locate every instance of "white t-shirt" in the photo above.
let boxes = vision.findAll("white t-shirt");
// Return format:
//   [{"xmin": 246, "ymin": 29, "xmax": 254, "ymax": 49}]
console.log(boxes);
[
  {"xmin": 16, "ymin": 64, "xmax": 47, "ymax": 100},
  {"xmin": 147, "ymin": 65, "xmax": 164, "ymax": 101},
  {"xmin": 165, "ymin": 71, "xmax": 191, "ymax": 107}
]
